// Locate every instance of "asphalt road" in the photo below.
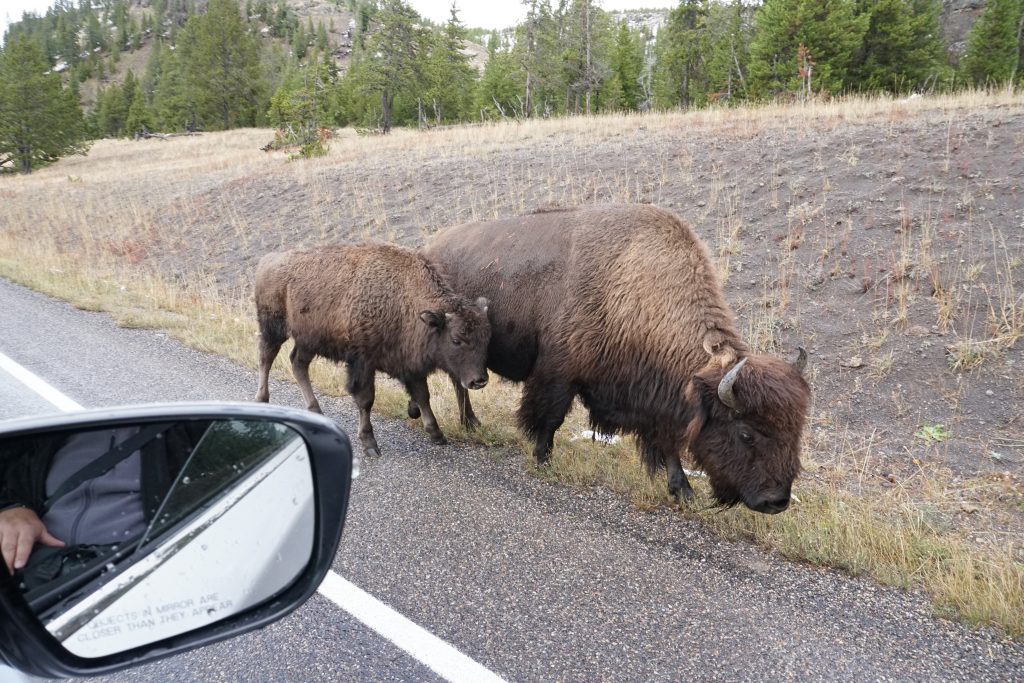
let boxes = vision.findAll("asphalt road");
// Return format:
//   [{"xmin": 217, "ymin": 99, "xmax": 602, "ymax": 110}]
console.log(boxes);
[{"xmin": 1, "ymin": 277, "xmax": 1022, "ymax": 682}]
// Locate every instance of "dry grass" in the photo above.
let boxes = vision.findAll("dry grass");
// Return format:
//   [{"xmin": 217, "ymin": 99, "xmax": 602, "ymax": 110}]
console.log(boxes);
[{"xmin": 1, "ymin": 88, "xmax": 1023, "ymax": 637}]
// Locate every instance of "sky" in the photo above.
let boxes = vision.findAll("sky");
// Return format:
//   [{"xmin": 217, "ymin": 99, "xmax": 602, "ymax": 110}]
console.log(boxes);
[
  {"xmin": 2, "ymin": 1, "xmax": 680, "ymax": 43},
  {"xmin": 410, "ymin": 1, "xmax": 678, "ymax": 30},
  {"xmin": 2, "ymin": 0, "xmax": 51, "ymax": 42}
]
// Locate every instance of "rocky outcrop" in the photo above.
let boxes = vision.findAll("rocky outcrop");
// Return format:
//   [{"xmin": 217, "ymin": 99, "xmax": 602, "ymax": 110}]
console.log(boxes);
[{"xmin": 942, "ymin": 0, "xmax": 986, "ymax": 60}]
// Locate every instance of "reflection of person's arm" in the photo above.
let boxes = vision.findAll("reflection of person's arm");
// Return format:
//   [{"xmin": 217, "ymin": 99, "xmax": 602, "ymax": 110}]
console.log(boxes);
[
  {"xmin": 0, "ymin": 436, "xmax": 64, "ymax": 573},
  {"xmin": 0, "ymin": 506, "xmax": 65, "ymax": 574}
]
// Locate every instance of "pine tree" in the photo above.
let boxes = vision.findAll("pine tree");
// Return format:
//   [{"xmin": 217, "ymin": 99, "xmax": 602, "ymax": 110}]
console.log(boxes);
[
  {"xmin": 85, "ymin": 9, "xmax": 105, "ymax": 51},
  {"xmin": 421, "ymin": 3, "xmax": 476, "ymax": 125},
  {"xmin": 609, "ymin": 20, "xmax": 644, "ymax": 110},
  {"xmin": 654, "ymin": 1, "xmax": 710, "ymax": 110},
  {"xmin": 516, "ymin": 0, "xmax": 561, "ymax": 118},
  {"xmin": 151, "ymin": 48, "xmax": 197, "ymax": 131},
  {"xmin": 181, "ymin": 0, "xmax": 265, "ymax": 130},
  {"xmin": 293, "ymin": 20, "xmax": 307, "ymax": 60},
  {"xmin": 55, "ymin": 13, "xmax": 80, "ymax": 68},
  {"xmin": 851, "ymin": 0, "xmax": 949, "ymax": 92},
  {"xmin": 474, "ymin": 32, "xmax": 522, "ymax": 119},
  {"xmin": 352, "ymin": 0, "xmax": 426, "ymax": 133},
  {"xmin": 0, "ymin": 36, "xmax": 90, "ymax": 173},
  {"xmin": 961, "ymin": 0, "xmax": 1024, "ymax": 86},
  {"xmin": 124, "ymin": 95, "xmax": 153, "ymax": 138},
  {"xmin": 562, "ymin": 0, "xmax": 612, "ymax": 114},
  {"xmin": 112, "ymin": 0, "xmax": 130, "ymax": 50},
  {"xmin": 316, "ymin": 21, "xmax": 329, "ymax": 52},
  {"xmin": 268, "ymin": 53, "xmax": 336, "ymax": 154},
  {"xmin": 140, "ymin": 39, "xmax": 164, "ymax": 106},
  {"xmin": 702, "ymin": 0, "xmax": 753, "ymax": 103},
  {"xmin": 748, "ymin": 0, "xmax": 869, "ymax": 98}
]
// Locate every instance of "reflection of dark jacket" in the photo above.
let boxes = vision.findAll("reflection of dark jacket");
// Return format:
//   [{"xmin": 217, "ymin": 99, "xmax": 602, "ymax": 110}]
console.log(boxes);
[{"xmin": 0, "ymin": 423, "xmax": 209, "ymax": 524}]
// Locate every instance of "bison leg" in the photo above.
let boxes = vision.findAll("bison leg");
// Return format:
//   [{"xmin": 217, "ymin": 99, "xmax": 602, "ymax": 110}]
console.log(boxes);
[
  {"xmin": 255, "ymin": 312, "xmax": 288, "ymax": 403},
  {"xmin": 255, "ymin": 336, "xmax": 285, "ymax": 404},
  {"xmin": 346, "ymin": 357, "xmax": 381, "ymax": 458},
  {"xmin": 290, "ymin": 345, "xmax": 323, "ymax": 414},
  {"xmin": 405, "ymin": 378, "xmax": 447, "ymax": 445},
  {"xmin": 518, "ymin": 374, "xmax": 575, "ymax": 466},
  {"xmin": 640, "ymin": 434, "xmax": 695, "ymax": 503},
  {"xmin": 407, "ymin": 399, "xmax": 421, "ymax": 420},
  {"xmin": 449, "ymin": 373, "xmax": 481, "ymax": 429},
  {"xmin": 665, "ymin": 454, "xmax": 695, "ymax": 503}
]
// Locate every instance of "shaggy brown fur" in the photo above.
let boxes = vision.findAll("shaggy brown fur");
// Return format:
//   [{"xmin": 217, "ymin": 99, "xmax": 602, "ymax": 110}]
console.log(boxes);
[
  {"xmin": 425, "ymin": 204, "xmax": 810, "ymax": 513},
  {"xmin": 254, "ymin": 243, "xmax": 491, "ymax": 456}
]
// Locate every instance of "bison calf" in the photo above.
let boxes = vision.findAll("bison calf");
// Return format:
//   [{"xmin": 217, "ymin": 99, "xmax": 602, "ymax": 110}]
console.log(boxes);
[{"xmin": 254, "ymin": 244, "xmax": 491, "ymax": 457}]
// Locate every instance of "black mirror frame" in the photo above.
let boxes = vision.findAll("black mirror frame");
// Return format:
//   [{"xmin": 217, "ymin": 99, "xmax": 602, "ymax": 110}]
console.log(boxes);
[{"xmin": 0, "ymin": 402, "xmax": 352, "ymax": 679}]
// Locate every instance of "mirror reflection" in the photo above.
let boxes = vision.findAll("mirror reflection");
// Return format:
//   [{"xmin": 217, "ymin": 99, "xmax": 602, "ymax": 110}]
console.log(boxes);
[{"xmin": 0, "ymin": 418, "xmax": 314, "ymax": 658}]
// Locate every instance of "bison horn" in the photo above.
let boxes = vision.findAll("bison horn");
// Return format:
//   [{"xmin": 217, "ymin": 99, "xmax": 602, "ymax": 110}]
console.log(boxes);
[
  {"xmin": 717, "ymin": 357, "xmax": 748, "ymax": 411},
  {"xmin": 793, "ymin": 346, "xmax": 808, "ymax": 374}
]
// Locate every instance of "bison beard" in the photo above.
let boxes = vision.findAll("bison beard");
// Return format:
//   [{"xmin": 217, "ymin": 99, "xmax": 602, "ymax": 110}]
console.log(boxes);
[{"xmin": 425, "ymin": 204, "xmax": 811, "ymax": 514}]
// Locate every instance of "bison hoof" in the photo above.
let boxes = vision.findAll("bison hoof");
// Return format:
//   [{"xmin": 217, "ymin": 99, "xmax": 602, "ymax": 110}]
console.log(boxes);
[
  {"xmin": 364, "ymin": 446, "xmax": 381, "ymax": 458},
  {"xmin": 407, "ymin": 400, "xmax": 421, "ymax": 420},
  {"xmin": 461, "ymin": 415, "xmax": 481, "ymax": 430},
  {"xmin": 429, "ymin": 433, "xmax": 448, "ymax": 446},
  {"xmin": 671, "ymin": 485, "xmax": 695, "ymax": 504}
]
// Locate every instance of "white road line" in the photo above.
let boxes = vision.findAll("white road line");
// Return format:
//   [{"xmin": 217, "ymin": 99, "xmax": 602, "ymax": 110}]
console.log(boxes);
[
  {"xmin": 0, "ymin": 350, "xmax": 83, "ymax": 412},
  {"xmin": 0, "ymin": 349, "xmax": 506, "ymax": 683},
  {"xmin": 318, "ymin": 573, "xmax": 505, "ymax": 683}
]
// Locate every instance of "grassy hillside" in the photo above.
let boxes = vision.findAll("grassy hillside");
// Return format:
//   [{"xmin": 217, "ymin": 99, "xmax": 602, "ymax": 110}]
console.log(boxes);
[{"xmin": 0, "ymin": 90, "xmax": 1021, "ymax": 635}]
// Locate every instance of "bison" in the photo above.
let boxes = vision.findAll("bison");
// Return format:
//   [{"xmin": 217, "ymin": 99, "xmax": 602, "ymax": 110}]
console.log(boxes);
[
  {"xmin": 254, "ymin": 243, "xmax": 491, "ymax": 457},
  {"xmin": 418, "ymin": 205, "xmax": 811, "ymax": 514}
]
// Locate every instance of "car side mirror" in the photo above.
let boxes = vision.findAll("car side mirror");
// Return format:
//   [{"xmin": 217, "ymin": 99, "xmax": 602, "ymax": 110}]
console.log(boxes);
[{"xmin": 0, "ymin": 403, "xmax": 352, "ymax": 679}]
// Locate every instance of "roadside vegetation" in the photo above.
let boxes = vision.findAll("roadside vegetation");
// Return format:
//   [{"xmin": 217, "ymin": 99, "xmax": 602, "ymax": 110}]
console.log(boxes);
[{"xmin": 0, "ymin": 90, "xmax": 1021, "ymax": 636}]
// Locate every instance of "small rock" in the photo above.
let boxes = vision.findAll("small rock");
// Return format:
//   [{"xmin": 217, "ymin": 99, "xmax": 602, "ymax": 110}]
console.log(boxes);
[
  {"xmin": 960, "ymin": 502, "xmax": 980, "ymax": 514},
  {"xmin": 907, "ymin": 325, "xmax": 930, "ymax": 337},
  {"xmin": 985, "ymin": 389, "xmax": 994, "ymax": 396},
  {"xmin": 840, "ymin": 356, "xmax": 864, "ymax": 369}
]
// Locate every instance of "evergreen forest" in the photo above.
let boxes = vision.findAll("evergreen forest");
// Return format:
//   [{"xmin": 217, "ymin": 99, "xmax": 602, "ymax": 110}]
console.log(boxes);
[{"xmin": 2, "ymin": 0, "xmax": 1023, "ymax": 171}]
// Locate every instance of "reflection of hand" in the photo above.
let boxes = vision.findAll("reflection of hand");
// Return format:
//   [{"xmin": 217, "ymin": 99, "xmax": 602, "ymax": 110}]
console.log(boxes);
[{"xmin": 0, "ymin": 507, "xmax": 65, "ymax": 574}]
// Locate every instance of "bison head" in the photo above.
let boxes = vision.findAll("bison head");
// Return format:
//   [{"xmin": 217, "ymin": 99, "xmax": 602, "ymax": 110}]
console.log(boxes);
[
  {"xmin": 420, "ymin": 296, "xmax": 491, "ymax": 390},
  {"xmin": 683, "ymin": 349, "xmax": 810, "ymax": 514}
]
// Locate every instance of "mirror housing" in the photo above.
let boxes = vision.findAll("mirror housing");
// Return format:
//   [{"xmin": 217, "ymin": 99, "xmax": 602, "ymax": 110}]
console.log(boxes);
[{"xmin": 0, "ymin": 403, "xmax": 352, "ymax": 679}]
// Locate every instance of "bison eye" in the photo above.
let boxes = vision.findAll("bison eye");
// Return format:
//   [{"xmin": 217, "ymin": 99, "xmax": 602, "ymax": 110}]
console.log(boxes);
[
  {"xmin": 739, "ymin": 432, "xmax": 754, "ymax": 446},
  {"xmin": 451, "ymin": 338, "xmax": 463, "ymax": 347}
]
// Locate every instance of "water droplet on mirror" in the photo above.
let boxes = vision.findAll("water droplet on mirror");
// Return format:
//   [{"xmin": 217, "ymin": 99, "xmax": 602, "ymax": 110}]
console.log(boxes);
[
  {"xmin": 181, "ymin": 476, "xmax": 191, "ymax": 485},
  {"xmin": 104, "ymin": 563, "xmax": 115, "ymax": 572},
  {"xmin": 201, "ymin": 544, "xmax": 208, "ymax": 551}
]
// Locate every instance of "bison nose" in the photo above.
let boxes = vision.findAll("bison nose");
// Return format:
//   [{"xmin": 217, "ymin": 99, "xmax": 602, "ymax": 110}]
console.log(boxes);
[
  {"xmin": 466, "ymin": 377, "xmax": 488, "ymax": 390},
  {"xmin": 753, "ymin": 495, "xmax": 791, "ymax": 515}
]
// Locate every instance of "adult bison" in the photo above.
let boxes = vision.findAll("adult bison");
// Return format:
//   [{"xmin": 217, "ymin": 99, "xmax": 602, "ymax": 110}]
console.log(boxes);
[
  {"xmin": 254, "ymin": 243, "xmax": 491, "ymax": 457},
  {"xmin": 419, "ymin": 205, "xmax": 810, "ymax": 514}
]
